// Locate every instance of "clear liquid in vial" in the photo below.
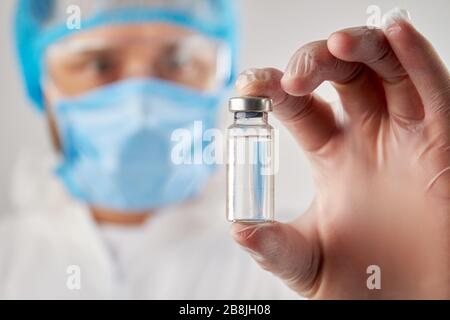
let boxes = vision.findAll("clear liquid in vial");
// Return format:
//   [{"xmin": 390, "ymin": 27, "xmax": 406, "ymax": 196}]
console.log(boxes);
[{"xmin": 227, "ymin": 131, "xmax": 274, "ymax": 222}]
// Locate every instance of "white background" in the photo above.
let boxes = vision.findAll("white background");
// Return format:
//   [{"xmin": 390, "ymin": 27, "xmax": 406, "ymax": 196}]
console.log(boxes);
[{"xmin": 0, "ymin": 0, "xmax": 449, "ymax": 215}]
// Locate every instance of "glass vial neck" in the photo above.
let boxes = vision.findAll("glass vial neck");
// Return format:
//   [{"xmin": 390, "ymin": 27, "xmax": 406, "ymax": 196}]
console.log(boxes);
[{"xmin": 234, "ymin": 111, "xmax": 268, "ymax": 125}]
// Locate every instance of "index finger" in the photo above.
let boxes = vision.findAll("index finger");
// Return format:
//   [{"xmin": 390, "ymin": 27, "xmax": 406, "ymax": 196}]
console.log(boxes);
[
  {"xmin": 235, "ymin": 68, "xmax": 337, "ymax": 153},
  {"xmin": 383, "ymin": 8, "xmax": 450, "ymax": 119}
]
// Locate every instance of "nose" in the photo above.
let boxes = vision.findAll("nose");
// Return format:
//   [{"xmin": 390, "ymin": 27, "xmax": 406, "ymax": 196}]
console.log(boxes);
[
  {"xmin": 121, "ymin": 47, "xmax": 157, "ymax": 79},
  {"xmin": 123, "ymin": 59, "xmax": 154, "ymax": 79}
]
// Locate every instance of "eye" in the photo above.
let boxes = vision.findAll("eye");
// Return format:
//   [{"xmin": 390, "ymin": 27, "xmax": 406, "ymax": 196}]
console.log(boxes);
[
  {"xmin": 161, "ymin": 44, "xmax": 190, "ymax": 72},
  {"xmin": 88, "ymin": 56, "xmax": 115, "ymax": 75}
]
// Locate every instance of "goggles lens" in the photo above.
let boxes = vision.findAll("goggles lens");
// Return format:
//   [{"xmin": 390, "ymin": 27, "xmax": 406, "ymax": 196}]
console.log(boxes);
[{"xmin": 44, "ymin": 28, "xmax": 231, "ymax": 97}]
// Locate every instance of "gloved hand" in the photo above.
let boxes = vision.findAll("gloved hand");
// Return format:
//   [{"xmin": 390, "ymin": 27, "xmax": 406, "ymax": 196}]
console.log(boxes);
[{"xmin": 230, "ymin": 9, "xmax": 449, "ymax": 299}]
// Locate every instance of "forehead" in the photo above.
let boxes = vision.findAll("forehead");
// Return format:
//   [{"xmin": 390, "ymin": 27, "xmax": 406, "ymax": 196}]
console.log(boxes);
[{"xmin": 57, "ymin": 22, "xmax": 195, "ymax": 44}]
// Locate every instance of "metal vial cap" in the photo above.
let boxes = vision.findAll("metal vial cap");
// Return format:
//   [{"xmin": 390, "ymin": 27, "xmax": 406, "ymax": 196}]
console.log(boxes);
[{"xmin": 228, "ymin": 96, "xmax": 273, "ymax": 113}]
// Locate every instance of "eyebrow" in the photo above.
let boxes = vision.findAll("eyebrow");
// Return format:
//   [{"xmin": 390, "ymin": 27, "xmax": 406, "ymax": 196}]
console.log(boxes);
[
  {"xmin": 47, "ymin": 39, "xmax": 120, "ymax": 57},
  {"xmin": 50, "ymin": 34, "xmax": 188, "ymax": 54}
]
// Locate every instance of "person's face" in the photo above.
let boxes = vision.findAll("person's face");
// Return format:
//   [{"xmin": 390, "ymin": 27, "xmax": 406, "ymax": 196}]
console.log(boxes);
[
  {"xmin": 42, "ymin": 23, "xmax": 225, "ymax": 151},
  {"xmin": 44, "ymin": 23, "xmax": 221, "ymax": 99}
]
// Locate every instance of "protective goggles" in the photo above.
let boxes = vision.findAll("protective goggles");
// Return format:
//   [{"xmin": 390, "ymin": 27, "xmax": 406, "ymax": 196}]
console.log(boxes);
[{"xmin": 43, "ymin": 28, "xmax": 231, "ymax": 97}]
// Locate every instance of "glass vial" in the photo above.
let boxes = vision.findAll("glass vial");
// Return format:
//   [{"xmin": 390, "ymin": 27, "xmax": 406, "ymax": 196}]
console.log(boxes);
[{"xmin": 227, "ymin": 97, "xmax": 274, "ymax": 223}]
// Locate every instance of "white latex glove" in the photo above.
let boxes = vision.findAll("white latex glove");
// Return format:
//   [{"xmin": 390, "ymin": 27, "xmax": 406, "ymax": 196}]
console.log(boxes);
[{"xmin": 230, "ymin": 9, "xmax": 449, "ymax": 299}]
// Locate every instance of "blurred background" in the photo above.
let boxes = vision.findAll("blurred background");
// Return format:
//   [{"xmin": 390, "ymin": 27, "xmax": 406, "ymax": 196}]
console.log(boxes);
[{"xmin": 1, "ymin": 0, "xmax": 449, "ymax": 215}]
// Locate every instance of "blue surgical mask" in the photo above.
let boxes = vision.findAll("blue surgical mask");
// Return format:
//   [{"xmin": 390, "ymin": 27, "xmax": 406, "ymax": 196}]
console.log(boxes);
[{"xmin": 54, "ymin": 78, "xmax": 222, "ymax": 212}]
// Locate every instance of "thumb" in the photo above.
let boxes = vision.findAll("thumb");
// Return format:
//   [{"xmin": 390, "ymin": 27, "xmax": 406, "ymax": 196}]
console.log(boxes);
[{"xmin": 230, "ymin": 221, "xmax": 321, "ymax": 296}]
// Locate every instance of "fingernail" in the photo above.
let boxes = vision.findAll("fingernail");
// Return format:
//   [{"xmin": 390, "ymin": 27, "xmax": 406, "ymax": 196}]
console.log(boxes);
[
  {"xmin": 283, "ymin": 50, "xmax": 313, "ymax": 80},
  {"xmin": 231, "ymin": 223, "xmax": 260, "ymax": 240},
  {"xmin": 382, "ymin": 7, "xmax": 412, "ymax": 34},
  {"xmin": 235, "ymin": 68, "xmax": 272, "ymax": 89}
]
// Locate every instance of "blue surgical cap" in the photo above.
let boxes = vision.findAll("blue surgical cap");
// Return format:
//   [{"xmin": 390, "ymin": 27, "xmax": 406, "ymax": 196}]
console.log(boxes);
[{"xmin": 14, "ymin": 0, "xmax": 239, "ymax": 111}]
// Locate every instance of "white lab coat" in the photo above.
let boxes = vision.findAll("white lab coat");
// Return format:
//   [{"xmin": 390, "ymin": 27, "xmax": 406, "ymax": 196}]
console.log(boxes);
[{"xmin": 0, "ymin": 150, "xmax": 300, "ymax": 299}]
